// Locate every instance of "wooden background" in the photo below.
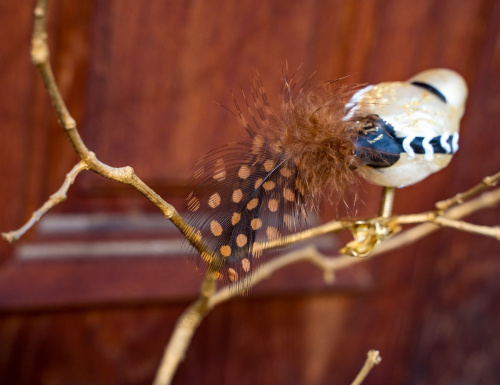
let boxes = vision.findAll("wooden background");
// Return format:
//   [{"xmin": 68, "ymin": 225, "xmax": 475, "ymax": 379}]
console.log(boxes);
[{"xmin": 1, "ymin": 0, "xmax": 499, "ymax": 384}]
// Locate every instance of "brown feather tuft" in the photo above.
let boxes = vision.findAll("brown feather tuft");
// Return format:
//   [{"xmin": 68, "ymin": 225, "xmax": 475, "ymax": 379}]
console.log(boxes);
[
  {"xmin": 263, "ymin": 79, "xmax": 362, "ymax": 208},
  {"xmin": 184, "ymin": 68, "xmax": 363, "ymax": 284}
]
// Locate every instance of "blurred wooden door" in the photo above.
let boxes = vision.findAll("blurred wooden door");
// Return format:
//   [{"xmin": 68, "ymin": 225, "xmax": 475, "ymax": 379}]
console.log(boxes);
[{"xmin": 1, "ymin": 1, "xmax": 499, "ymax": 384}]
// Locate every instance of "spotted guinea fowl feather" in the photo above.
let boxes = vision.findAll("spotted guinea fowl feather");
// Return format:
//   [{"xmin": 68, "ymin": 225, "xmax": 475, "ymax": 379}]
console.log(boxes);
[{"xmin": 184, "ymin": 69, "xmax": 364, "ymax": 284}]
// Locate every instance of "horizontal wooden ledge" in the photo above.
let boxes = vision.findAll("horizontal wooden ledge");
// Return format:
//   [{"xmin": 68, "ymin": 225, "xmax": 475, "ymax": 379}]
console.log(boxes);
[
  {"xmin": 0, "ymin": 254, "xmax": 373, "ymax": 313},
  {"xmin": 16, "ymin": 239, "xmax": 186, "ymax": 259},
  {"xmin": 1, "ymin": 213, "xmax": 373, "ymax": 312}
]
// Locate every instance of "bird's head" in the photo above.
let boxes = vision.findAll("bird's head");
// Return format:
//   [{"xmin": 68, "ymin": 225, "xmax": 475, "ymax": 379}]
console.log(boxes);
[{"xmin": 409, "ymin": 68, "xmax": 468, "ymax": 117}]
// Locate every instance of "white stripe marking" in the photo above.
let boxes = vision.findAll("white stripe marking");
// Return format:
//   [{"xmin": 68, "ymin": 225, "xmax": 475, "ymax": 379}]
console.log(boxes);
[
  {"xmin": 440, "ymin": 132, "xmax": 451, "ymax": 153},
  {"xmin": 403, "ymin": 136, "xmax": 416, "ymax": 159},
  {"xmin": 451, "ymin": 133, "xmax": 459, "ymax": 153},
  {"xmin": 422, "ymin": 136, "xmax": 434, "ymax": 161}
]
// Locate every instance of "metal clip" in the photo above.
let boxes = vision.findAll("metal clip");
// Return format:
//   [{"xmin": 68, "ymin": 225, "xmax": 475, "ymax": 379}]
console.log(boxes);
[{"xmin": 340, "ymin": 218, "xmax": 400, "ymax": 257}]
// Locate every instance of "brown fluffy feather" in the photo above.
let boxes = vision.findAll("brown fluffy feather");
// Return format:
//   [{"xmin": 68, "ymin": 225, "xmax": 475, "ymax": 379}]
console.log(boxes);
[
  {"xmin": 184, "ymin": 70, "xmax": 364, "ymax": 283},
  {"xmin": 264, "ymin": 80, "xmax": 362, "ymax": 208}
]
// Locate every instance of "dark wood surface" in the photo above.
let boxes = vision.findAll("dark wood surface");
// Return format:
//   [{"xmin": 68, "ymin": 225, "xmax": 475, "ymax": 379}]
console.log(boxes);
[{"xmin": 1, "ymin": 0, "xmax": 499, "ymax": 384}]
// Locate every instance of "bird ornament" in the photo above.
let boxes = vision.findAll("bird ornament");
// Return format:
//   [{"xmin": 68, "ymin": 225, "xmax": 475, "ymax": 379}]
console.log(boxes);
[{"xmin": 184, "ymin": 68, "xmax": 468, "ymax": 283}]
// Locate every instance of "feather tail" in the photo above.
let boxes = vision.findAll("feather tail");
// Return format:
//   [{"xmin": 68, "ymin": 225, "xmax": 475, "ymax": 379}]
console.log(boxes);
[{"xmin": 184, "ymin": 69, "xmax": 364, "ymax": 284}]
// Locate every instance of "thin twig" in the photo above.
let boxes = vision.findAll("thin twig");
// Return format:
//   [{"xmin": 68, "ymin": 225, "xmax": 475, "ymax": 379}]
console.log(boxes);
[
  {"xmin": 31, "ymin": 0, "xmax": 181, "ymax": 236},
  {"xmin": 392, "ymin": 212, "xmax": 435, "ymax": 224},
  {"xmin": 22, "ymin": 0, "xmax": 219, "ymax": 261},
  {"xmin": 2, "ymin": 161, "xmax": 88, "ymax": 243},
  {"xmin": 435, "ymin": 171, "xmax": 500, "ymax": 211},
  {"xmin": 213, "ymin": 187, "xmax": 500, "ymax": 308},
  {"xmin": 259, "ymin": 219, "xmax": 350, "ymax": 251},
  {"xmin": 350, "ymin": 350, "xmax": 382, "ymax": 385},
  {"xmin": 152, "ymin": 297, "xmax": 211, "ymax": 385},
  {"xmin": 433, "ymin": 216, "xmax": 500, "ymax": 239},
  {"xmin": 260, "ymin": 170, "xmax": 500, "ymax": 253}
]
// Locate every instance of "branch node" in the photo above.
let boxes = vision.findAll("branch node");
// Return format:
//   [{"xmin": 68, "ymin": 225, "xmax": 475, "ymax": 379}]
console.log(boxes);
[
  {"xmin": 200, "ymin": 275, "xmax": 217, "ymax": 298},
  {"xmin": 367, "ymin": 349, "xmax": 382, "ymax": 365},
  {"xmin": 49, "ymin": 192, "xmax": 66, "ymax": 204},
  {"xmin": 350, "ymin": 349, "xmax": 382, "ymax": 385},
  {"xmin": 124, "ymin": 166, "xmax": 135, "ymax": 178},
  {"xmin": 34, "ymin": 6, "xmax": 45, "ymax": 17},
  {"xmin": 62, "ymin": 116, "xmax": 77, "ymax": 130},
  {"xmin": 85, "ymin": 151, "xmax": 97, "ymax": 165},
  {"xmin": 30, "ymin": 38, "xmax": 48, "ymax": 65},
  {"xmin": 2, "ymin": 161, "xmax": 86, "ymax": 243},
  {"xmin": 1, "ymin": 232, "xmax": 15, "ymax": 244},
  {"xmin": 455, "ymin": 193, "xmax": 464, "ymax": 204},
  {"xmin": 483, "ymin": 175, "xmax": 497, "ymax": 187},
  {"xmin": 323, "ymin": 269, "xmax": 335, "ymax": 284}
]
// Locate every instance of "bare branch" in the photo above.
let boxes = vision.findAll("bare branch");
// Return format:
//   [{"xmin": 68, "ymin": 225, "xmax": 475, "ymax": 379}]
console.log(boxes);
[
  {"xmin": 435, "ymin": 171, "xmax": 500, "ymax": 211},
  {"xmin": 32, "ymin": 0, "xmax": 169, "ymax": 221},
  {"xmin": 14, "ymin": 0, "xmax": 223, "ymax": 266},
  {"xmin": 433, "ymin": 216, "xmax": 500, "ymax": 239},
  {"xmin": 377, "ymin": 187, "xmax": 500, "ymax": 254},
  {"xmin": 215, "ymin": 186, "xmax": 500, "ymax": 308},
  {"xmin": 153, "ymin": 187, "xmax": 500, "ymax": 385},
  {"xmin": 261, "ymin": 170, "xmax": 500, "ymax": 254},
  {"xmin": 259, "ymin": 219, "xmax": 350, "ymax": 252},
  {"xmin": 393, "ymin": 212, "xmax": 436, "ymax": 225},
  {"xmin": 350, "ymin": 350, "xmax": 382, "ymax": 385},
  {"xmin": 152, "ymin": 297, "xmax": 211, "ymax": 385},
  {"xmin": 2, "ymin": 161, "xmax": 88, "ymax": 243}
]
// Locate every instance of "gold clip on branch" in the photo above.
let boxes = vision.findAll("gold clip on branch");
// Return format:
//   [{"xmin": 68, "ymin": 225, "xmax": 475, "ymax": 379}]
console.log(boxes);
[{"xmin": 341, "ymin": 218, "xmax": 401, "ymax": 257}]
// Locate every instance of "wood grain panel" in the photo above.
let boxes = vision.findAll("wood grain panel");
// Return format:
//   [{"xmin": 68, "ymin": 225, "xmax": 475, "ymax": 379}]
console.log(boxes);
[
  {"xmin": 0, "ymin": 307, "xmax": 184, "ymax": 385},
  {"xmin": 0, "ymin": 0, "xmax": 499, "ymax": 385},
  {"xmin": 407, "ymin": 1, "xmax": 500, "ymax": 383},
  {"xmin": 0, "ymin": 1, "xmax": 39, "ymax": 260},
  {"xmin": 81, "ymin": 0, "xmax": 335, "ymax": 186}
]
